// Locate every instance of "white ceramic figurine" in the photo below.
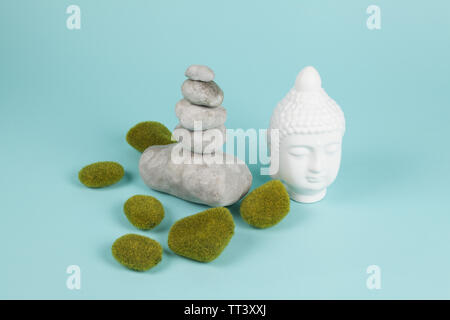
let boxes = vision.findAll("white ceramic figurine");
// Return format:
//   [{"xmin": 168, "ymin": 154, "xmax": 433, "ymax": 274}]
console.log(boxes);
[{"xmin": 268, "ymin": 66, "xmax": 346, "ymax": 203}]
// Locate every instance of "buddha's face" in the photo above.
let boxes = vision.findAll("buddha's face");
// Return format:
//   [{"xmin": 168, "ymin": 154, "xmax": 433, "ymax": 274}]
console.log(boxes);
[{"xmin": 274, "ymin": 131, "xmax": 343, "ymax": 201}]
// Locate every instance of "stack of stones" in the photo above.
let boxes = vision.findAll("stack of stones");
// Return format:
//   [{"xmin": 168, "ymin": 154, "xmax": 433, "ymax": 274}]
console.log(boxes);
[
  {"xmin": 139, "ymin": 65, "xmax": 252, "ymax": 207},
  {"xmin": 174, "ymin": 65, "xmax": 227, "ymax": 154}
]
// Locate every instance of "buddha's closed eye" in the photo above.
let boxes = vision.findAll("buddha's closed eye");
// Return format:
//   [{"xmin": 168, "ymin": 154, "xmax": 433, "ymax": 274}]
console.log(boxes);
[{"xmin": 289, "ymin": 146, "xmax": 310, "ymax": 157}]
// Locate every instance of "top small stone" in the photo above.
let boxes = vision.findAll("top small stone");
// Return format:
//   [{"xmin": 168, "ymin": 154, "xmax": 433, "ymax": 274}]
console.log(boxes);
[{"xmin": 185, "ymin": 65, "xmax": 215, "ymax": 82}]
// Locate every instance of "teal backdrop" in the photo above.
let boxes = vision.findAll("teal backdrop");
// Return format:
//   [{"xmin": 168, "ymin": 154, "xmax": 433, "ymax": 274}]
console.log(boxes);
[{"xmin": 1, "ymin": 0, "xmax": 449, "ymax": 299}]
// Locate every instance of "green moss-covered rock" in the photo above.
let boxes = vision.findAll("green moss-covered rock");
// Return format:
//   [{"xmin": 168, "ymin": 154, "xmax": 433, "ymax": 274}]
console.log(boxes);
[
  {"xmin": 126, "ymin": 121, "xmax": 175, "ymax": 152},
  {"xmin": 78, "ymin": 161, "xmax": 124, "ymax": 188},
  {"xmin": 124, "ymin": 195, "xmax": 164, "ymax": 230},
  {"xmin": 112, "ymin": 234, "xmax": 162, "ymax": 271},
  {"xmin": 168, "ymin": 207, "xmax": 235, "ymax": 262},
  {"xmin": 240, "ymin": 180, "xmax": 290, "ymax": 228}
]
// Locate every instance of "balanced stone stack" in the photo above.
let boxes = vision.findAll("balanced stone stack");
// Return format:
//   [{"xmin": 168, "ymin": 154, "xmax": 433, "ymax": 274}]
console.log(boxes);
[
  {"xmin": 139, "ymin": 65, "xmax": 252, "ymax": 207},
  {"xmin": 175, "ymin": 65, "xmax": 227, "ymax": 154}
]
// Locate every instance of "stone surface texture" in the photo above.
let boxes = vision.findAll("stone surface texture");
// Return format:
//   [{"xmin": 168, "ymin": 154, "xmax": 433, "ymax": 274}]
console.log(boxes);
[
  {"xmin": 185, "ymin": 65, "xmax": 215, "ymax": 82},
  {"xmin": 181, "ymin": 79, "xmax": 224, "ymax": 108},
  {"xmin": 173, "ymin": 123, "xmax": 226, "ymax": 154},
  {"xmin": 175, "ymin": 99, "xmax": 226, "ymax": 130},
  {"xmin": 139, "ymin": 144, "xmax": 252, "ymax": 207}
]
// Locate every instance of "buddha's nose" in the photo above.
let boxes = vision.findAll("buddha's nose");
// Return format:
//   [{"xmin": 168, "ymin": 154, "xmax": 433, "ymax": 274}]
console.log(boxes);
[{"xmin": 308, "ymin": 151, "xmax": 324, "ymax": 174}]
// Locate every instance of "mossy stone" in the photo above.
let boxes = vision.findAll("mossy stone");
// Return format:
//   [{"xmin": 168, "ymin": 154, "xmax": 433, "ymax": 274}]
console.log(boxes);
[
  {"xmin": 124, "ymin": 195, "xmax": 164, "ymax": 230},
  {"xmin": 112, "ymin": 234, "xmax": 162, "ymax": 271},
  {"xmin": 240, "ymin": 180, "xmax": 290, "ymax": 228},
  {"xmin": 78, "ymin": 161, "xmax": 124, "ymax": 188},
  {"xmin": 168, "ymin": 207, "xmax": 235, "ymax": 262},
  {"xmin": 126, "ymin": 121, "xmax": 175, "ymax": 152}
]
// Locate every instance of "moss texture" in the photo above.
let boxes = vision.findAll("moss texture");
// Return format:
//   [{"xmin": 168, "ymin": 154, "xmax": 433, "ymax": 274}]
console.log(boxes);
[
  {"xmin": 124, "ymin": 195, "xmax": 164, "ymax": 230},
  {"xmin": 78, "ymin": 161, "xmax": 124, "ymax": 188},
  {"xmin": 112, "ymin": 234, "xmax": 162, "ymax": 271},
  {"xmin": 126, "ymin": 121, "xmax": 175, "ymax": 152},
  {"xmin": 240, "ymin": 180, "xmax": 290, "ymax": 228},
  {"xmin": 168, "ymin": 207, "xmax": 235, "ymax": 262}
]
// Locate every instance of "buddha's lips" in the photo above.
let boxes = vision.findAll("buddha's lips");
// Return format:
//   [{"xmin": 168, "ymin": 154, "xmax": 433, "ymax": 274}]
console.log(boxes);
[{"xmin": 306, "ymin": 176, "xmax": 325, "ymax": 183}]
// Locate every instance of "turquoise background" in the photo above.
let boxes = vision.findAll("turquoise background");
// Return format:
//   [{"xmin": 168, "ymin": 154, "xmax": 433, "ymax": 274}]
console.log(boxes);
[{"xmin": 1, "ymin": 0, "xmax": 449, "ymax": 299}]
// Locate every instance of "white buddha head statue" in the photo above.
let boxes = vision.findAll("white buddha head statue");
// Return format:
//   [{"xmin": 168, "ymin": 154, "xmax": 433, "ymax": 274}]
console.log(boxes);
[{"xmin": 268, "ymin": 66, "xmax": 346, "ymax": 203}]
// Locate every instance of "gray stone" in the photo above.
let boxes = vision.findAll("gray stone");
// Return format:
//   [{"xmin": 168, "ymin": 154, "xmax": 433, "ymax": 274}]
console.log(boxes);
[
  {"xmin": 173, "ymin": 123, "xmax": 226, "ymax": 154},
  {"xmin": 139, "ymin": 144, "xmax": 253, "ymax": 207},
  {"xmin": 185, "ymin": 65, "xmax": 215, "ymax": 82},
  {"xmin": 181, "ymin": 80, "xmax": 224, "ymax": 108},
  {"xmin": 175, "ymin": 99, "xmax": 227, "ymax": 130}
]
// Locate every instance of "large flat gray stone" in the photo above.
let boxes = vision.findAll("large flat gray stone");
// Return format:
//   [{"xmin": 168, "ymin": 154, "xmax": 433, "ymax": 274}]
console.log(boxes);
[{"xmin": 139, "ymin": 144, "xmax": 252, "ymax": 207}]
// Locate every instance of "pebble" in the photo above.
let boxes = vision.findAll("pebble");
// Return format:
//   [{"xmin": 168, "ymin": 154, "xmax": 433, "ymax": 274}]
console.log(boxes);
[
  {"xmin": 181, "ymin": 79, "xmax": 224, "ymax": 108},
  {"xmin": 175, "ymin": 99, "xmax": 226, "ymax": 130},
  {"xmin": 173, "ymin": 123, "xmax": 226, "ymax": 154},
  {"xmin": 185, "ymin": 65, "xmax": 215, "ymax": 82}
]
